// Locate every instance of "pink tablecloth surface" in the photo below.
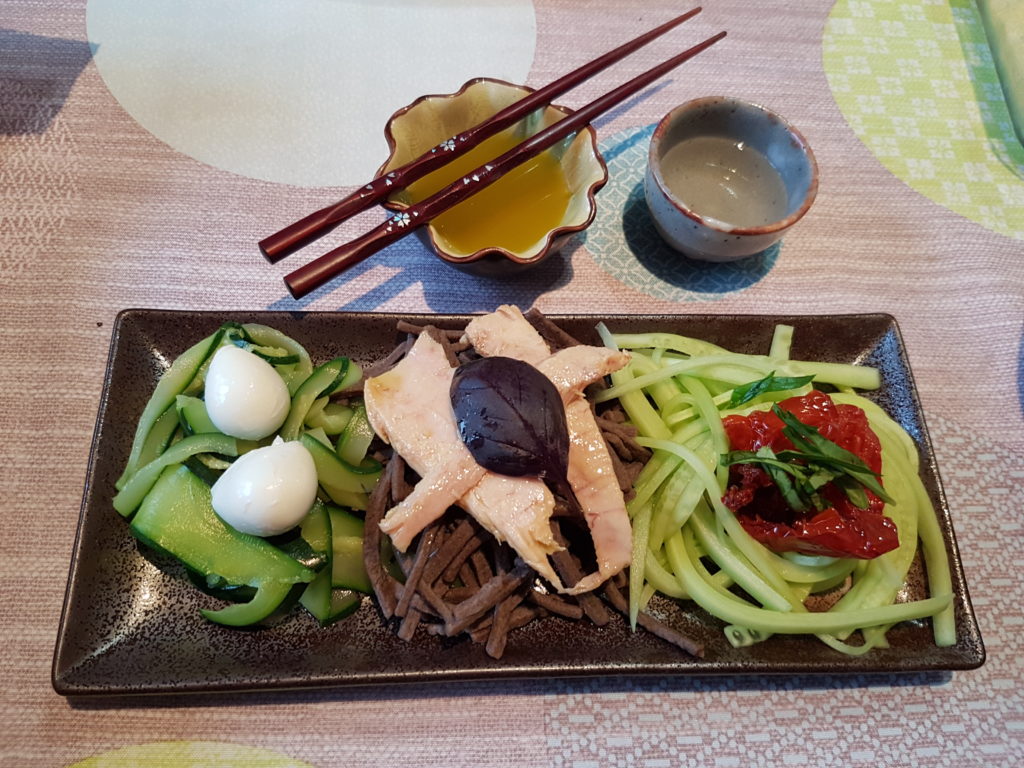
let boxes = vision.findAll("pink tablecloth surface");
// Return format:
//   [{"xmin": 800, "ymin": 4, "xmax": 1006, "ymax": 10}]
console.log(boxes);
[{"xmin": 3, "ymin": 0, "xmax": 1022, "ymax": 765}]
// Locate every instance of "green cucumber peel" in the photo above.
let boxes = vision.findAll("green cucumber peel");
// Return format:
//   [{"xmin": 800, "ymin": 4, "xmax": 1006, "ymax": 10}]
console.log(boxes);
[
  {"xmin": 201, "ymin": 579, "xmax": 294, "ymax": 626},
  {"xmin": 114, "ymin": 432, "xmax": 238, "ymax": 516},
  {"xmin": 241, "ymin": 322, "xmax": 314, "ymax": 395},
  {"xmin": 305, "ymin": 401, "xmax": 354, "ymax": 435},
  {"xmin": 134, "ymin": 405, "xmax": 181, "ymax": 472},
  {"xmin": 337, "ymin": 402, "xmax": 376, "ymax": 466},
  {"xmin": 223, "ymin": 322, "xmax": 302, "ymax": 365},
  {"xmin": 280, "ymin": 357, "xmax": 356, "ymax": 441},
  {"xmin": 117, "ymin": 326, "xmax": 227, "ymax": 488}
]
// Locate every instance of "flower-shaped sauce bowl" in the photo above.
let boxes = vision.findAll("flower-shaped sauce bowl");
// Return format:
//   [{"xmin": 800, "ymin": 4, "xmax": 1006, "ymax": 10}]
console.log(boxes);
[{"xmin": 376, "ymin": 78, "xmax": 608, "ymax": 274}]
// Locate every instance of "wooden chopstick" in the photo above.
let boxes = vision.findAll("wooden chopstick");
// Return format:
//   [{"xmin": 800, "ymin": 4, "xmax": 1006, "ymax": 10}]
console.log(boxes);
[
  {"xmin": 284, "ymin": 31, "xmax": 726, "ymax": 299},
  {"xmin": 258, "ymin": 8, "xmax": 704, "ymax": 263}
]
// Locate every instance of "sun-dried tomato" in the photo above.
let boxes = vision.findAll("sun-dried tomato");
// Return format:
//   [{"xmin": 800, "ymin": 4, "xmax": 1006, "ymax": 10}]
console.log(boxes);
[{"xmin": 721, "ymin": 391, "xmax": 898, "ymax": 559}]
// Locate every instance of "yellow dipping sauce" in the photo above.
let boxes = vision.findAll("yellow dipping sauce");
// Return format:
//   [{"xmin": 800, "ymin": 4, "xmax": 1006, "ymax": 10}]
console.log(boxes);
[{"xmin": 403, "ymin": 130, "xmax": 572, "ymax": 256}]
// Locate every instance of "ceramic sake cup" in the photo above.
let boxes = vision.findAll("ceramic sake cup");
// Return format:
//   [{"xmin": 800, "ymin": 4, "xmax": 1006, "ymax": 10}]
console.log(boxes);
[
  {"xmin": 376, "ymin": 78, "xmax": 608, "ymax": 275},
  {"xmin": 644, "ymin": 96, "xmax": 818, "ymax": 262}
]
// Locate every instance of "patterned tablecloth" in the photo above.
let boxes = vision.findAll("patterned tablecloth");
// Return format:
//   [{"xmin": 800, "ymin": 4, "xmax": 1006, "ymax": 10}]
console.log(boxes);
[{"xmin": 3, "ymin": 0, "xmax": 1022, "ymax": 765}]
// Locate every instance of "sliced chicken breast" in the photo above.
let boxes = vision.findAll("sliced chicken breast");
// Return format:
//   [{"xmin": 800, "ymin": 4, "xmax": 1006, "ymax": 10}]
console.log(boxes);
[
  {"xmin": 364, "ymin": 332, "xmax": 563, "ymax": 588},
  {"xmin": 464, "ymin": 306, "xmax": 633, "ymax": 593}
]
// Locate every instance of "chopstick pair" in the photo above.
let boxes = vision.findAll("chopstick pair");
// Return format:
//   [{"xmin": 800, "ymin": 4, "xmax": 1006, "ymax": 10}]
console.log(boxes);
[
  {"xmin": 268, "ymin": 11, "xmax": 725, "ymax": 299},
  {"xmin": 262, "ymin": 7, "xmax": 704, "ymax": 265}
]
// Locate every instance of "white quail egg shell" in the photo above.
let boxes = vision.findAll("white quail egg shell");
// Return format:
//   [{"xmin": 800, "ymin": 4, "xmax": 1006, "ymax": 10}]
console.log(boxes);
[
  {"xmin": 205, "ymin": 345, "xmax": 291, "ymax": 440},
  {"xmin": 211, "ymin": 438, "xmax": 318, "ymax": 537}
]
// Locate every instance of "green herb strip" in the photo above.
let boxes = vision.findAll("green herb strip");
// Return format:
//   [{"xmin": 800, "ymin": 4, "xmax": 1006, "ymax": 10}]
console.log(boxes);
[
  {"xmin": 721, "ymin": 404, "xmax": 895, "ymax": 513},
  {"xmin": 727, "ymin": 372, "xmax": 815, "ymax": 408}
]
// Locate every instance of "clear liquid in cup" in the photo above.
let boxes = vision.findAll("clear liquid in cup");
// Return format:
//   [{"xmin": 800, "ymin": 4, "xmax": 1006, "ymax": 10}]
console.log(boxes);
[{"xmin": 659, "ymin": 136, "xmax": 789, "ymax": 229}]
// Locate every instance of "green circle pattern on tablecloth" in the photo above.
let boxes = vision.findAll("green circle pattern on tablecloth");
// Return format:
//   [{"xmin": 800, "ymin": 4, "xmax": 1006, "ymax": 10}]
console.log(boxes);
[
  {"xmin": 582, "ymin": 124, "xmax": 778, "ymax": 302},
  {"xmin": 68, "ymin": 741, "xmax": 314, "ymax": 767},
  {"xmin": 823, "ymin": 0, "xmax": 1024, "ymax": 241}
]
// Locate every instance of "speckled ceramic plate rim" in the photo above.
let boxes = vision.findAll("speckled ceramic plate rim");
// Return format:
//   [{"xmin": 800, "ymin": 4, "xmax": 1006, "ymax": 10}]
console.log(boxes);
[{"xmin": 52, "ymin": 311, "xmax": 985, "ymax": 697}]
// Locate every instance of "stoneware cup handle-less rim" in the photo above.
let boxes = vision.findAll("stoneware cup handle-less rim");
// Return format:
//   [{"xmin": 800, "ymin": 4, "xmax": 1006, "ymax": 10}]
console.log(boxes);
[{"xmin": 644, "ymin": 96, "xmax": 819, "ymax": 262}]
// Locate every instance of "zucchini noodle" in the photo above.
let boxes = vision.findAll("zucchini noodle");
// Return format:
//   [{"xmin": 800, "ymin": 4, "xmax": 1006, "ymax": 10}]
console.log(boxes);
[{"xmin": 598, "ymin": 323, "xmax": 956, "ymax": 655}]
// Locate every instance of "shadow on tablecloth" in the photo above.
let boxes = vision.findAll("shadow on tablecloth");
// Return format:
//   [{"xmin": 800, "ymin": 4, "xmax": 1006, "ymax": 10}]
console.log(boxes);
[
  {"xmin": 0, "ymin": 28, "xmax": 94, "ymax": 135},
  {"xmin": 63, "ymin": 669, "xmax": 953, "ymax": 712},
  {"xmin": 266, "ymin": 228, "xmax": 577, "ymax": 314}
]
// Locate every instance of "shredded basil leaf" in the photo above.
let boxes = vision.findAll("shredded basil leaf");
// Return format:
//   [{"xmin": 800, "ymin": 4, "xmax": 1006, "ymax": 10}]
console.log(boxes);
[
  {"xmin": 772, "ymin": 406, "xmax": 894, "ymax": 503},
  {"xmin": 728, "ymin": 372, "xmax": 816, "ymax": 407},
  {"xmin": 720, "ymin": 404, "xmax": 895, "ymax": 512}
]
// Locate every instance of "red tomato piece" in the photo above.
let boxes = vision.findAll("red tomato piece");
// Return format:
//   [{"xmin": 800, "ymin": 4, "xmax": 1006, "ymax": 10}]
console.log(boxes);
[{"xmin": 721, "ymin": 391, "xmax": 898, "ymax": 559}]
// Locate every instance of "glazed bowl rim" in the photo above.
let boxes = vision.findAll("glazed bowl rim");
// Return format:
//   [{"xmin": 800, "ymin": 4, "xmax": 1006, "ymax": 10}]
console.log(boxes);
[
  {"xmin": 375, "ymin": 76, "xmax": 609, "ymax": 266},
  {"xmin": 647, "ymin": 95, "xmax": 819, "ymax": 237}
]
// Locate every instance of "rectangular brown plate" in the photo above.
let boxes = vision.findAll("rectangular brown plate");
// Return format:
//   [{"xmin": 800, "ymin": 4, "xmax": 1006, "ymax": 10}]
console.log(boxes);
[{"xmin": 53, "ymin": 311, "xmax": 984, "ymax": 696}]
